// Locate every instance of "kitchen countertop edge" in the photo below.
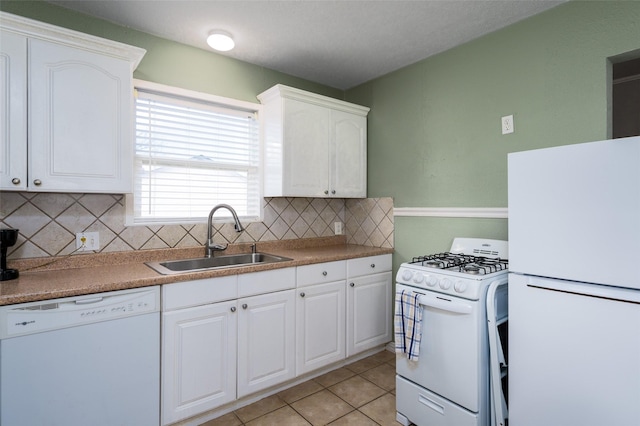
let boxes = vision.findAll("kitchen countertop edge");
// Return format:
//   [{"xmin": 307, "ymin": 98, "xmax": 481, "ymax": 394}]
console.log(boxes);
[{"xmin": 0, "ymin": 243, "xmax": 394, "ymax": 306}]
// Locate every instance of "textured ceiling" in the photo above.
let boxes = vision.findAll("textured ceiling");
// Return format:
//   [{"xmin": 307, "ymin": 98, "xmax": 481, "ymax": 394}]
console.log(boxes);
[{"xmin": 47, "ymin": 0, "xmax": 566, "ymax": 90}]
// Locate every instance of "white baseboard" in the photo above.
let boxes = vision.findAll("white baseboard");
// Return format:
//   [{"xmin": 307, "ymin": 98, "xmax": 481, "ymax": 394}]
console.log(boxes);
[{"xmin": 386, "ymin": 341, "xmax": 395, "ymax": 352}]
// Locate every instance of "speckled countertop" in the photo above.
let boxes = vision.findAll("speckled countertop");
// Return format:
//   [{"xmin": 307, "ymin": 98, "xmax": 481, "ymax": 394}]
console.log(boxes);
[{"xmin": 0, "ymin": 236, "xmax": 393, "ymax": 306}]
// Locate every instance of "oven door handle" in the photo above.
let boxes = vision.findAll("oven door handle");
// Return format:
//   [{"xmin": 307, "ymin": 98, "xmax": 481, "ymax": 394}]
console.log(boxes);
[{"xmin": 418, "ymin": 295, "xmax": 472, "ymax": 314}]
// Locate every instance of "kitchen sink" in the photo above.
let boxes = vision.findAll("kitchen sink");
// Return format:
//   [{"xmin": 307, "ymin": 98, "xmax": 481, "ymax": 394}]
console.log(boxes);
[{"xmin": 146, "ymin": 252, "xmax": 292, "ymax": 275}]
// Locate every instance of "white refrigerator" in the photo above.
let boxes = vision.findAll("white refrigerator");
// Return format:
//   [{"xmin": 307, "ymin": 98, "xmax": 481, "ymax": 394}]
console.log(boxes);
[{"xmin": 507, "ymin": 136, "xmax": 640, "ymax": 426}]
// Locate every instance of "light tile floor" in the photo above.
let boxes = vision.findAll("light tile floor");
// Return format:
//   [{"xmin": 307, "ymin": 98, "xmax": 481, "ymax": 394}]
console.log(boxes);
[{"xmin": 201, "ymin": 350, "xmax": 402, "ymax": 426}]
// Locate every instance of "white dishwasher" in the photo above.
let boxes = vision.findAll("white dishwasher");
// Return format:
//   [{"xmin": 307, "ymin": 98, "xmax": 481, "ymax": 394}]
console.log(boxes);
[{"xmin": 0, "ymin": 286, "xmax": 160, "ymax": 426}]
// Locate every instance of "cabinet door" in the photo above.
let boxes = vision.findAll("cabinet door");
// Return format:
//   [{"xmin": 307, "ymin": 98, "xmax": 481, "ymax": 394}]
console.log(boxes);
[
  {"xmin": 346, "ymin": 271, "xmax": 392, "ymax": 357},
  {"xmin": 28, "ymin": 38, "xmax": 133, "ymax": 193},
  {"xmin": 282, "ymin": 98, "xmax": 330, "ymax": 197},
  {"xmin": 162, "ymin": 301, "xmax": 237, "ymax": 425},
  {"xmin": 296, "ymin": 281, "xmax": 346, "ymax": 375},
  {"xmin": 237, "ymin": 289, "xmax": 295, "ymax": 397},
  {"xmin": 0, "ymin": 30, "xmax": 27, "ymax": 190},
  {"xmin": 331, "ymin": 110, "xmax": 367, "ymax": 198}
]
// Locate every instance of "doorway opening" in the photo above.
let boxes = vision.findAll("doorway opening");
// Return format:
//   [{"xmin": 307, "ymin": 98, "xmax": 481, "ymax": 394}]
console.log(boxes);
[{"xmin": 612, "ymin": 56, "xmax": 640, "ymax": 138}]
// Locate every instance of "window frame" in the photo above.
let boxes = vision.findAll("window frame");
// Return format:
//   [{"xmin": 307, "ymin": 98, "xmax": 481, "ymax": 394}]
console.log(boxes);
[{"xmin": 125, "ymin": 79, "xmax": 264, "ymax": 226}]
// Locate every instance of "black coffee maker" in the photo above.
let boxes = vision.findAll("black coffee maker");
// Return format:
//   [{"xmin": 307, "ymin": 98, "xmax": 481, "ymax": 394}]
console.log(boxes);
[{"xmin": 1, "ymin": 228, "xmax": 19, "ymax": 281}]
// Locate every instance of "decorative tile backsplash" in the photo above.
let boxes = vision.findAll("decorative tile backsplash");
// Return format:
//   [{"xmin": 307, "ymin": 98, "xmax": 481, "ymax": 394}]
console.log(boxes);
[
  {"xmin": 346, "ymin": 198, "xmax": 394, "ymax": 248},
  {"xmin": 0, "ymin": 192, "xmax": 393, "ymax": 260}
]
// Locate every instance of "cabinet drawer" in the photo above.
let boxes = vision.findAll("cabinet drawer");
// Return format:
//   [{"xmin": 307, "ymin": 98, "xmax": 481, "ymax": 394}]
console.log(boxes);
[
  {"xmin": 238, "ymin": 267, "xmax": 295, "ymax": 298},
  {"xmin": 162, "ymin": 276, "xmax": 237, "ymax": 311},
  {"xmin": 347, "ymin": 254, "xmax": 391, "ymax": 278},
  {"xmin": 396, "ymin": 375, "xmax": 478, "ymax": 426},
  {"xmin": 296, "ymin": 261, "xmax": 346, "ymax": 288}
]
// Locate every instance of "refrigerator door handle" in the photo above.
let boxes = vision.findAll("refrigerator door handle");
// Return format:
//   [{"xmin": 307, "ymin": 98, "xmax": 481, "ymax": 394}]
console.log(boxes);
[{"xmin": 527, "ymin": 277, "xmax": 640, "ymax": 304}]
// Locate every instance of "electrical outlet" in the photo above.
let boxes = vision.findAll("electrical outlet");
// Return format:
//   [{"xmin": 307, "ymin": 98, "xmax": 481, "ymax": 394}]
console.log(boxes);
[
  {"xmin": 334, "ymin": 222, "xmax": 343, "ymax": 235},
  {"xmin": 501, "ymin": 115, "xmax": 514, "ymax": 135},
  {"xmin": 76, "ymin": 232, "xmax": 100, "ymax": 251}
]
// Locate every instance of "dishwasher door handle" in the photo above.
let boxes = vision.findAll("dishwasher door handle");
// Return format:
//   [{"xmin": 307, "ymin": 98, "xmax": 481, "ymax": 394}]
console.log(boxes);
[{"xmin": 74, "ymin": 297, "xmax": 105, "ymax": 305}]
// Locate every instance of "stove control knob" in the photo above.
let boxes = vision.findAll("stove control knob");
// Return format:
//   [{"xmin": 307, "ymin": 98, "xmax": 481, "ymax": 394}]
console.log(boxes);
[
  {"xmin": 425, "ymin": 275, "xmax": 438, "ymax": 287},
  {"xmin": 439, "ymin": 278, "xmax": 452, "ymax": 290},
  {"xmin": 413, "ymin": 273, "xmax": 424, "ymax": 284},
  {"xmin": 401, "ymin": 269, "xmax": 413, "ymax": 282},
  {"xmin": 454, "ymin": 280, "xmax": 467, "ymax": 293}
]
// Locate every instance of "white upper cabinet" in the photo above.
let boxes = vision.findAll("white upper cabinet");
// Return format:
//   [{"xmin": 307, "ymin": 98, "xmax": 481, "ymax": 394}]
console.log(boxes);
[
  {"xmin": 0, "ymin": 12, "xmax": 145, "ymax": 193},
  {"xmin": 28, "ymin": 39, "xmax": 133, "ymax": 192},
  {"xmin": 0, "ymin": 29, "xmax": 27, "ymax": 191},
  {"xmin": 331, "ymin": 109, "xmax": 367, "ymax": 197},
  {"xmin": 258, "ymin": 84, "xmax": 369, "ymax": 198},
  {"xmin": 280, "ymin": 98, "xmax": 330, "ymax": 196}
]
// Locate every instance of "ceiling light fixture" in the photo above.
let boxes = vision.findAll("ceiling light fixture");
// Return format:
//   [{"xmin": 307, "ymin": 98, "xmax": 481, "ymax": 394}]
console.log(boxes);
[{"xmin": 207, "ymin": 31, "xmax": 235, "ymax": 52}]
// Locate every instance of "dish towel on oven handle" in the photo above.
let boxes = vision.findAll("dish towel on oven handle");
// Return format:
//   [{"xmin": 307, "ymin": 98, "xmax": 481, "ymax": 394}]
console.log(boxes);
[{"xmin": 395, "ymin": 288, "xmax": 423, "ymax": 361}]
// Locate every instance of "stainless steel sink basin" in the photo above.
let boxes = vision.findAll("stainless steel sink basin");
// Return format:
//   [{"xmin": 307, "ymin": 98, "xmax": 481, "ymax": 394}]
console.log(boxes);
[{"xmin": 146, "ymin": 252, "xmax": 292, "ymax": 275}]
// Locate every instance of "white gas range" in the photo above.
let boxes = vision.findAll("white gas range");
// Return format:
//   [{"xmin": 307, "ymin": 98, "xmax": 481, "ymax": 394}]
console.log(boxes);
[{"xmin": 395, "ymin": 238, "xmax": 509, "ymax": 426}]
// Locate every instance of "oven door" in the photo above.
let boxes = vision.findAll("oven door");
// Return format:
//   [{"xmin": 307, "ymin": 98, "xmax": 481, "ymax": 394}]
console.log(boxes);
[{"xmin": 396, "ymin": 283, "xmax": 484, "ymax": 413}]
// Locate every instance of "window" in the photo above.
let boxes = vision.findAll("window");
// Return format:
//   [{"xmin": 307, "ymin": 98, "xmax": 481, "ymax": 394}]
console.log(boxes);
[{"xmin": 127, "ymin": 80, "xmax": 261, "ymax": 225}]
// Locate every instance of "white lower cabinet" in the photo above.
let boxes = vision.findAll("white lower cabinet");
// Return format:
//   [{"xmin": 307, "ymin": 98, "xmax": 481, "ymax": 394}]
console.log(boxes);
[
  {"xmin": 162, "ymin": 301, "xmax": 237, "ymax": 425},
  {"xmin": 295, "ymin": 281, "xmax": 346, "ymax": 375},
  {"xmin": 160, "ymin": 257, "xmax": 391, "ymax": 424},
  {"xmin": 295, "ymin": 260, "xmax": 346, "ymax": 375},
  {"xmin": 162, "ymin": 269, "xmax": 297, "ymax": 424},
  {"xmin": 237, "ymin": 289, "xmax": 296, "ymax": 398},
  {"xmin": 161, "ymin": 276, "xmax": 238, "ymax": 425},
  {"xmin": 346, "ymin": 255, "xmax": 393, "ymax": 357}
]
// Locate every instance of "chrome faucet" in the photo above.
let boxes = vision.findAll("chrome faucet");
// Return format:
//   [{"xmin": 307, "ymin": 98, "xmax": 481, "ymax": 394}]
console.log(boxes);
[{"xmin": 205, "ymin": 204, "xmax": 244, "ymax": 258}]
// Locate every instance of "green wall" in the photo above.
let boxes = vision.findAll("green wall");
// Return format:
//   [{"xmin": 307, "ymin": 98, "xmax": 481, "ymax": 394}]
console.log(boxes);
[
  {"xmin": 4, "ymin": 1, "xmax": 640, "ymax": 270},
  {"xmin": 346, "ymin": 1, "xmax": 640, "ymax": 268},
  {"xmin": 0, "ymin": 1, "xmax": 342, "ymax": 102}
]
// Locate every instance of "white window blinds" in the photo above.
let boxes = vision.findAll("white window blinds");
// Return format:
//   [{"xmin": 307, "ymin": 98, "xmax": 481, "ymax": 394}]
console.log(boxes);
[{"xmin": 131, "ymin": 84, "xmax": 261, "ymax": 224}]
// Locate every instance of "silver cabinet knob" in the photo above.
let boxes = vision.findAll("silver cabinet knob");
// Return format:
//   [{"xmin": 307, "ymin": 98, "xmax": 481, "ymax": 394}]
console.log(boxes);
[
  {"xmin": 350, "ymin": 282, "xmax": 355, "ymax": 287},
  {"xmin": 33, "ymin": 179, "xmax": 42, "ymax": 186},
  {"xmin": 331, "ymin": 190, "xmax": 336, "ymax": 194},
  {"xmin": 300, "ymin": 292, "xmax": 305, "ymax": 297},
  {"xmin": 322, "ymin": 271, "xmax": 328, "ymax": 276},
  {"xmin": 230, "ymin": 306, "xmax": 236, "ymax": 312},
  {"xmin": 242, "ymin": 303, "xmax": 248, "ymax": 309},
  {"xmin": 370, "ymin": 263, "xmax": 376, "ymax": 268},
  {"xmin": 11, "ymin": 178, "xmax": 20, "ymax": 185},
  {"xmin": 324, "ymin": 190, "xmax": 329, "ymax": 195}
]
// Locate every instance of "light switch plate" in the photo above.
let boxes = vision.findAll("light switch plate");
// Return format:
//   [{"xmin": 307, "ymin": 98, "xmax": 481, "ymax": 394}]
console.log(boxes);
[{"xmin": 334, "ymin": 222, "xmax": 343, "ymax": 235}]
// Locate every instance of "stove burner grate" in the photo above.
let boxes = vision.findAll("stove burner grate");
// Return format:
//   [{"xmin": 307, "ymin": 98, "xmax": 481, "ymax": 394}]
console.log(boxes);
[
  {"xmin": 411, "ymin": 252, "xmax": 474, "ymax": 269},
  {"xmin": 460, "ymin": 259, "xmax": 508, "ymax": 275},
  {"xmin": 410, "ymin": 252, "xmax": 508, "ymax": 275}
]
